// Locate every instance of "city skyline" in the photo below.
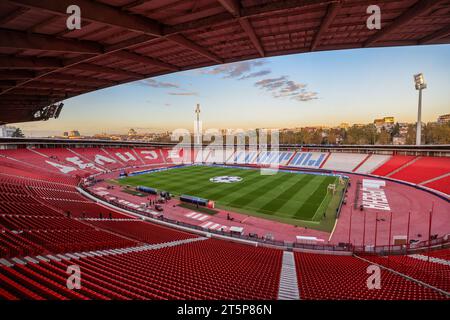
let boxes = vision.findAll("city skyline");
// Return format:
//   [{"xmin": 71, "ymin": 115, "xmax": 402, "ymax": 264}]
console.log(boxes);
[{"xmin": 13, "ymin": 44, "xmax": 450, "ymax": 137}]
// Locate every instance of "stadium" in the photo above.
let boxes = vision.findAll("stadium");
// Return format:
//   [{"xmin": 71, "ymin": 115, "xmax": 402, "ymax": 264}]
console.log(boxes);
[{"xmin": 0, "ymin": 0, "xmax": 449, "ymax": 303}]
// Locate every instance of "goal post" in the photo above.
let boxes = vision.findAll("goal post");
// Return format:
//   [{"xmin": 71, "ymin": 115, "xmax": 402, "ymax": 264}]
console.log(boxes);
[{"xmin": 327, "ymin": 183, "xmax": 336, "ymax": 195}]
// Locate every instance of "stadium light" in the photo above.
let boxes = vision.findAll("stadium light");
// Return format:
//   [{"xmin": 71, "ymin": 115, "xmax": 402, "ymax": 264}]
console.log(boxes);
[{"xmin": 413, "ymin": 73, "xmax": 427, "ymax": 145}]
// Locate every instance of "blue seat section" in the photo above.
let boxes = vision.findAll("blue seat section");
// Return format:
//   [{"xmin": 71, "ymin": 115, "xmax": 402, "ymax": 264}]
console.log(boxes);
[
  {"xmin": 234, "ymin": 151, "xmax": 258, "ymax": 163},
  {"xmin": 255, "ymin": 152, "xmax": 293, "ymax": 164},
  {"xmin": 288, "ymin": 152, "xmax": 327, "ymax": 168}
]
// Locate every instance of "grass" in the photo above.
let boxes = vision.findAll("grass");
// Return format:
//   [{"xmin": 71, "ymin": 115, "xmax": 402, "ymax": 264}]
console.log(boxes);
[{"xmin": 117, "ymin": 165, "xmax": 346, "ymax": 232}]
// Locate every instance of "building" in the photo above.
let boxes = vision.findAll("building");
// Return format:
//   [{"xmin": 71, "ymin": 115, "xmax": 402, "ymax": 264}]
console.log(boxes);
[
  {"xmin": 374, "ymin": 116, "xmax": 395, "ymax": 132},
  {"xmin": 0, "ymin": 125, "xmax": 17, "ymax": 137},
  {"xmin": 339, "ymin": 123, "xmax": 350, "ymax": 129},
  {"xmin": 398, "ymin": 123, "xmax": 409, "ymax": 136},
  {"xmin": 68, "ymin": 130, "xmax": 81, "ymax": 138},
  {"xmin": 437, "ymin": 114, "xmax": 450, "ymax": 124}
]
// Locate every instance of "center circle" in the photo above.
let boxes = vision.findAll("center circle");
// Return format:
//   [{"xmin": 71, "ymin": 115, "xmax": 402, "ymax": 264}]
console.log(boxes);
[{"xmin": 209, "ymin": 176, "xmax": 243, "ymax": 183}]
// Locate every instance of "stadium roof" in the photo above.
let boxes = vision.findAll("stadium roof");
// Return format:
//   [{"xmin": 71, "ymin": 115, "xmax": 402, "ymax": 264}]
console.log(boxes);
[{"xmin": 1, "ymin": 0, "xmax": 449, "ymax": 124}]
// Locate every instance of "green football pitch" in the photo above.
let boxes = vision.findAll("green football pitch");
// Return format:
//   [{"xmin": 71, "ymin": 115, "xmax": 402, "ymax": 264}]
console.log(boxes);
[{"xmin": 117, "ymin": 165, "xmax": 346, "ymax": 231}]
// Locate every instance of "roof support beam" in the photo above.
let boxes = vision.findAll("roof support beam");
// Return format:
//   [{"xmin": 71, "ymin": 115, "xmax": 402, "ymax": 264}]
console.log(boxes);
[
  {"xmin": 19, "ymin": 82, "xmax": 94, "ymax": 91},
  {"xmin": 0, "ymin": 95, "xmax": 64, "ymax": 101},
  {"xmin": 112, "ymin": 51, "xmax": 180, "ymax": 71},
  {"xmin": 71, "ymin": 63, "xmax": 143, "ymax": 79},
  {"xmin": 7, "ymin": 0, "xmax": 162, "ymax": 36},
  {"xmin": 165, "ymin": 34, "xmax": 223, "ymax": 63},
  {"xmin": 238, "ymin": 18, "xmax": 265, "ymax": 57},
  {"xmin": 242, "ymin": 0, "xmax": 330, "ymax": 17},
  {"xmin": 0, "ymin": 88, "xmax": 68, "ymax": 96},
  {"xmin": 27, "ymin": 15, "xmax": 61, "ymax": 33},
  {"xmin": 0, "ymin": 81, "xmax": 17, "ymax": 87},
  {"xmin": 310, "ymin": 2, "xmax": 340, "ymax": 51},
  {"xmin": 217, "ymin": 0, "xmax": 265, "ymax": 57},
  {"xmin": 364, "ymin": 0, "xmax": 445, "ymax": 47},
  {"xmin": 0, "ymin": 7, "xmax": 29, "ymax": 24},
  {"xmin": 6, "ymin": 0, "xmax": 221, "ymax": 67},
  {"xmin": 121, "ymin": 0, "xmax": 149, "ymax": 11},
  {"xmin": 0, "ymin": 81, "xmax": 90, "ymax": 91},
  {"xmin": 0, "ymin": 56, "xmax": 62, "ymax": 69},
  {"xmin": 0, "ymin": 70, "xmax": 35, "ymax": 79},
  {"xmin": 218, "ymin": 0, "xmax": 241, "ymax": 16},
  {"xmin": 419, "ymin": 24, "xmax": 450, "ymax": 44},
  {"xmin": 43, "ymin": 74, "xmax": 118, "ymax": 85},
  {"xmin": 0, "ymin": 28, "xmax": 103, "ymax": 54},
  {"xmin": 165, "ymin": 0, "xmax": 332, "ymax": 34}
]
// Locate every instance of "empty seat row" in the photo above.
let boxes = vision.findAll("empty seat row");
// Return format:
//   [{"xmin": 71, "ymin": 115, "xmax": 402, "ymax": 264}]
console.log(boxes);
[{"xmin": 294, "ymin": 252, "xmax": 447, "ymax": 300}]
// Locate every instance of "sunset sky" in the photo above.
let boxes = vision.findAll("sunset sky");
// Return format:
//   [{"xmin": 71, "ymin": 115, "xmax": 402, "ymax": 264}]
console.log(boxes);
[{"xmin": 17, "ymin": 44, "xmax": 450, "ymax": 137}]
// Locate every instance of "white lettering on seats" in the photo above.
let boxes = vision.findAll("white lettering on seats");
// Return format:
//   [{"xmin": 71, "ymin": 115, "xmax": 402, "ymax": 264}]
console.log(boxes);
[
  {"xmin": 140, "ymin": 150, "xmax": 158, "ymax": 160},
  {"xmin": 361, "ymin": 179, "xmax": 390, "ymax": 211},
  {"xmin": 65, "ymin": 157, "xmax": 101, "ymax": 171},
  {"xmin": 45, "ymin": 160, "xmax": 77, "ymax": 174},
  {"xmin": 94, "ymin": 154, "xmax": 116, "ymax": 165},
  {"xmin": 168, "ymin": 149, "xmax": 181, "ymax": 159},
  {"xmin": 115, "ymin": 152, "xmax": 136, "ymax": 162}
]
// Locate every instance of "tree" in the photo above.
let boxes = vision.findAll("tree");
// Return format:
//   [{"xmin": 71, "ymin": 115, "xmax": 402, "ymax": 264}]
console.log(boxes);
[
  {"xmin": 12, "ymin": 128, "xmax": 25, "ymax": 138},
  {"xmin": 326, "ymin": 131, "xmax": 338, "ymax": 144},
  {"xmin": 405, "ymin": 125, "xmax": 416, "ymax": 145},
  {"xmin": 376, "ymin": 128, "xmax": 391, "ymax": 145},
  {"xmin": 391, "ymin": 122, "xmax": 400, "ymax": 138}
]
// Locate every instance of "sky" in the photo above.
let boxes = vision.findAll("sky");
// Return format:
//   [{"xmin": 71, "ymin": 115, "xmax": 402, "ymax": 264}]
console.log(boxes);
[{"xmin": 16, "ymin": 44, "xmax": 450, "ymax": 137}]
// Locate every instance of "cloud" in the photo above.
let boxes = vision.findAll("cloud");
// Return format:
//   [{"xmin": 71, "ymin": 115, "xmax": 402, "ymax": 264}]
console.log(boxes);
[
  {"xmin": 292, "ymin": 91, "xmax": 319, "ymax": 101},
  {"xmin": 201, "ymin": 61, "xmax": 269, "ymax": 79},
  {"xmin": 168, "ymin": 92, "xmax": 198, "ymax": 96},
  {"xmin": 238, "ymin": 70, "xmax": 271, "ymax": 80},
  {"xmin": 255, "ymin": 76, "xmax": 318, "ymax": 102},
  {"xmin": 142, "ymin": 79, "xmax": 179, "ymax": 88},
  {"xmin": 139, "ymin": 78, "xmax": 199, "ymax": 97},
  {"xmin": 255, "ymin": 76, "xmax": 288, "ymax": 91}
]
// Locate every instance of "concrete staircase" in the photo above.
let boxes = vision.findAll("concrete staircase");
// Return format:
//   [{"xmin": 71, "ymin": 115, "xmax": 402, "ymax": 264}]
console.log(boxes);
[{"xmin": 278, "ymin": 251, "xmax": 300, "ymax": 300}]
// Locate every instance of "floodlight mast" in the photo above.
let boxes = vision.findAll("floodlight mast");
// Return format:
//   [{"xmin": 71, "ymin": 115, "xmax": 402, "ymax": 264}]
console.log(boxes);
[
  {"xmin": 414, "ymin": 73, "xmax": 427, "ymax": 145},
  {"xmin": 195, "ymin": 104, "xmax": 201, "ymax": 145},
  {"xmin": 194, "ymin": 104, "xmax": 202, "ymax": 163}
]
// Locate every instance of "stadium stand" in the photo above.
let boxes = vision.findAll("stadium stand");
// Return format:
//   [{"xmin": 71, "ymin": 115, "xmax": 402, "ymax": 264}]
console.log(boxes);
[
  {"xmin": 321, "ymin": 153, "xmax": 368, "ymax": 172},
  {"xmin": 35, "ymin": 148, "xmax": 103, "ymax": 175},
  {"xmin": 1, "ymin": 148, "xmax": 449, "ymax": 195},
  {"xmin": 423, "ymin": 175, "xmax": 450, "ymax": 195},
  {"xmin": 204, "ymin": 148, "xmax": 234, "ymax": 164},
  {"xmin": 232, "ymin": 150, "xmax": 259, "ymax": 164},
  {"xmin": 135, "ymin": 148, "xmax": 166, "ymax": 165},
  {"xmin": 68, "ymin": 148, "xmax": 123, "ymax": 171},
  {"xmin": 256, "ymin": 151, "xmax": 294, "ymax": 166},
  {"xmin": 294, "ymin": 252, "xmax": 448, "ymax": 300},
  {"xmin": 194, "ymin": 149, "xmax": 209, "ymax": 163},
  {"xmin": 354, "ymin": 154, "xmax": 391, "ymax": 174},
  {"xmin": 423, "ymin": 248, "xmax": 450, "ymax": 261},
  {"xmin": 389, "ymin": 157, "xmax": 450, "ymax": 184},
  {"xmin": 0, "ymin": 153, "xmax": 82, "ymax": 183},
  {"xmin": 371, "ymin": 156, "xmax": 417, "ymax": 176},
  {"xmin": 287, "ymin": 152, "xmax": 328, "ymax": 168},
  {"xmin": 0, "ymin": 145, "xmax": 449, "ymax": 300},
  {"xmin": 360, "ymin": 254, "xmax": 450, "ymax": 293},
  {"xmin": 84, "ymin": 220, "xmax": 197, "ymax": 244},
  {"xmin": 0, "ymin": 239, "xmax": 282, "ymax": 300},
  {"xmin": 101, "ymin": 148, "xmax": 144, "ymax": 166}
]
